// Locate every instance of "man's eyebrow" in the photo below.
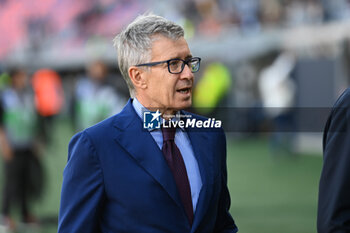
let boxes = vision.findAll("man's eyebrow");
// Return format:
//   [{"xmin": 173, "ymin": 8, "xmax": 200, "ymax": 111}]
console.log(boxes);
[{"xmin": 168, "ymin": 54, "xmax": 193, "ymax": 60}]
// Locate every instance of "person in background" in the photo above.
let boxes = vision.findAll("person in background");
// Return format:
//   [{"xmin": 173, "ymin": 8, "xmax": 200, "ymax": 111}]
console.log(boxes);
[
  {"xmin": 258, "ymin": 52, "xmax": 296, "ymax": 157},
  {"xmin": 0, "ymin": 72, "xmax": 10, "ymax": 91},
  {"xmin": 193, "ymin": 62, "xmax": 232, "ymax": 115},
  {"xmin": 72, "ymin": 60, "xmax": 125, "ymax": 131},
  {"xmin": 32, "ymin": 69, "xmax": 65, "ymax": 144},
  {"xmin": 0, "ymin": 68, "xmax": 43, "ymax": 231}
]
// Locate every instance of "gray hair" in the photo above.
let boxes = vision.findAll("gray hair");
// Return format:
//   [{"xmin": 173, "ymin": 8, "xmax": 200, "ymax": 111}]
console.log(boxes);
[{"xmin": 113, "ymin": 13, "xmax": 184, "ymax": 97}]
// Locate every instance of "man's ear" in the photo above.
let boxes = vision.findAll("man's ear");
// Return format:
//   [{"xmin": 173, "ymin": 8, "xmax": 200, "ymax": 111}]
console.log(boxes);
[{"xmin": 128, "ymin": 66, "xmax": 147, "ymax": 89}]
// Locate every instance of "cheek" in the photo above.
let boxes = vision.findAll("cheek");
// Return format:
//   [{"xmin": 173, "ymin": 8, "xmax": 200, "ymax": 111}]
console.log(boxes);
[
  {"xmin": 163, "ymin": 81, "xmax": 176, "ymax": 98},
  {"xmin": 170, "ymin": 85, "xmax": 179, "ymax": 102},
  {"xmin": 153, "ymin": 73, "xmax": 178, "ymax": 104},
  {"xmin": 162, "ymin": 89, "xmax": 174, "ymax": 105}
]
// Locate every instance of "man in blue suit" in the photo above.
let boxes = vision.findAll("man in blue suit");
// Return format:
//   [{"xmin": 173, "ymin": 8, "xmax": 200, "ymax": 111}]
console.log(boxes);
[
  {"xmin": 318, "ymin": 88, "xmax": 350, "ymax": 233},
  {"xmin": 58, "ymin": 13, "xmax": 238, "ymax": 233}
]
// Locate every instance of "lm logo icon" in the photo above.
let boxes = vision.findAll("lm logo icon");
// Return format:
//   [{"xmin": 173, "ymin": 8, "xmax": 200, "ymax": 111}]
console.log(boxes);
[{"xmin": 143, "ymin": 110, "xmax": 161, "ymax": 129}]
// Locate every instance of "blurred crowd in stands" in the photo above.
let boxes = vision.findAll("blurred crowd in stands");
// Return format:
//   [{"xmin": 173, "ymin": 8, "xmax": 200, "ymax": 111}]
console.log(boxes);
[{"xmin": 1, "ymin": 0, "xmax": 350, "ymax": 61}]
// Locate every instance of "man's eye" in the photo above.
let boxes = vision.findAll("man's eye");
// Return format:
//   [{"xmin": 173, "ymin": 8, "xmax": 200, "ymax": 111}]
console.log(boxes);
[{"xmin": 169, "ymin": 60, "xmax": 181, "ymax": 68}]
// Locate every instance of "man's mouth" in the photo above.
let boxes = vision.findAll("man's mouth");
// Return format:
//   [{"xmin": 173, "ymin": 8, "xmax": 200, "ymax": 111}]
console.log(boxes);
[{"xmin": 176, "ymin": 87, "xmax": 191, "ymax": 94}]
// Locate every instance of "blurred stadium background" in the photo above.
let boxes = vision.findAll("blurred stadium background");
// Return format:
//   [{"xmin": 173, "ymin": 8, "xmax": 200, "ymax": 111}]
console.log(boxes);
[{"xmin": 1, "ymin": 0, "xmax": 350, "ymax": 232}]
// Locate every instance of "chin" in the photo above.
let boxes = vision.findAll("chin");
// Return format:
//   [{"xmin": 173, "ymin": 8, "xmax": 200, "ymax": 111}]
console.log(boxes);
[{"xmin": 175, "ymin": 99, "xmax": 192, "ymax": 110}]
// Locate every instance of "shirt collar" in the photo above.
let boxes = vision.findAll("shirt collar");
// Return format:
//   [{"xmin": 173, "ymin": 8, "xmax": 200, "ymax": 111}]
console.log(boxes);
[{"xmin": 132, "ymin": 98, "xmax": 185, "ymax": 132}]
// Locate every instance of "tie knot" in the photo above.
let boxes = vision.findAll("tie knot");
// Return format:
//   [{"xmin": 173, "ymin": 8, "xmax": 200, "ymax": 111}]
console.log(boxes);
[{"xmin": 161, "ymin": 125, "xmax": 176, "ymax": 141}]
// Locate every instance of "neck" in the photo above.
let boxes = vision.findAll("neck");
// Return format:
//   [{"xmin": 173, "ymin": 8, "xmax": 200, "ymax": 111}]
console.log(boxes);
[{"xmin": 135, "ymin": 96, "xmax": 177, "ymax": 120}]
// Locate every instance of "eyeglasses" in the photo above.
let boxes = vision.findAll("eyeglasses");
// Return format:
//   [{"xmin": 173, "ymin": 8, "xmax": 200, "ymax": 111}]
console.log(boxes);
[{"xmin": 136, "ymin": 57, "xmax": 201, "ymax": 74}]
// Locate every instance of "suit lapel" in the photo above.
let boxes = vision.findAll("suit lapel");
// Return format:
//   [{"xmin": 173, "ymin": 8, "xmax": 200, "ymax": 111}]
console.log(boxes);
[
  {"xmin": 113, "ymin": 101, "xmax": 215, "ymax": 229},
  {"xmin": 113, "ymin": 100, "xmax": 183, "ymax": 210},
  {"xmin": 186, "ymin": 127, "xmax": 215, "ymax": 232}
]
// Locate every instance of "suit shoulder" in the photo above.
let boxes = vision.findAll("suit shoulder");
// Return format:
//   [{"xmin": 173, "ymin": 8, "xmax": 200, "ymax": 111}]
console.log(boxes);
[
  {"xmin": 327, "ymin": 87, "xmax": 350, "ymax": 125},
  {"xmin": 323, "ymin": 88, "xmax": 350, "ymax": 150},
  {"xmin": 333, "ymin": 88, "xmax": 350, "ymax": 108},
  {"xmin": 84, "ymin": 113, "xmax": 121, "ymax": 138}
]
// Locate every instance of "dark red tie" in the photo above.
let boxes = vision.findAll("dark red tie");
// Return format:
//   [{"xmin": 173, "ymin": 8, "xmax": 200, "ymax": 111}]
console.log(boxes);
[{"xmin": 161, "ymin": 125, "xmax": 194, "ymax": 225}]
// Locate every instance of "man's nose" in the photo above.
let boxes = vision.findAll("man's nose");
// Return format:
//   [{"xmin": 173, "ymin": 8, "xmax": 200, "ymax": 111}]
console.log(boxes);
[{"xmin": 180, "ymin": 64, "xmax": 194, "ymax": 80}]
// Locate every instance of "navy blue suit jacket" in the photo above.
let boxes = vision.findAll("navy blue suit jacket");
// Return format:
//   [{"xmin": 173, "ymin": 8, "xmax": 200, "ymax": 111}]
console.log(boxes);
[
  {"xmin": 58, "ymin": 99, "xmax": 237, "ymax": 233},
  {"xmin": 318, "ymin": 88, "xmax": 350, "ymax": 233}
]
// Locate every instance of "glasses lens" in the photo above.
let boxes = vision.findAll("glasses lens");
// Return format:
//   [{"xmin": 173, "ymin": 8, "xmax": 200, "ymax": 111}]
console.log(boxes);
[
  {"xmin": 168, "ymin": 57, "xmax": 201, "ymax": 74},
  {"xmin": 168, "ymin": 59, "xmax": 183, "ymax": 73},
  {"xmin": 189, "ymin": 58, "xmax": 200, "ymax": 73}
]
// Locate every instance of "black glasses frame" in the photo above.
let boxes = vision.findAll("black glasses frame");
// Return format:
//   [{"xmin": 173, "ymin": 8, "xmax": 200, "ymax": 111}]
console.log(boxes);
[{"xmin": 136, "ymin": 57, "xmax": 201, "ymax": 74}]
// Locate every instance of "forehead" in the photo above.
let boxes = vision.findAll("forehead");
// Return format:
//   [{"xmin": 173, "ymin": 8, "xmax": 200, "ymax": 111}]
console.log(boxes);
[{"xmin": 150, "ymin": 36, "xmax": 191, "ymax": 60}]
